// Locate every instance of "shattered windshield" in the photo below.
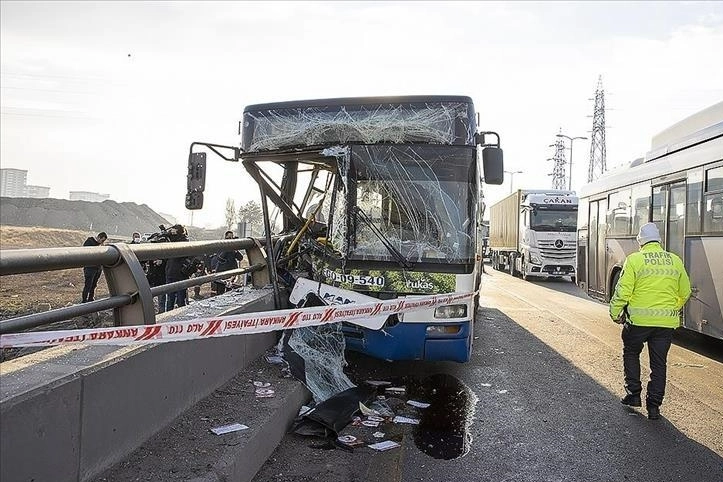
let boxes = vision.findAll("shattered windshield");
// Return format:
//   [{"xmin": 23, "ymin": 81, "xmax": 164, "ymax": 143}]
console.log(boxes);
[
  {"xmin": 531, "ymin": 208, "xmax": 578, "ymax": 232},
  {"xmin": 347, "ymin": 145, "xmax": 476, "ymax": 264}
]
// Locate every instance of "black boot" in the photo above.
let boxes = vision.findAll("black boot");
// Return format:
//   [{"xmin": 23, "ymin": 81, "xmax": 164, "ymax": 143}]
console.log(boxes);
[
  {"xmin": 647, "ymin": 405, "xmax": 661, "ymax": 420},
  {"xmin": 621, "ymin": 394, "xmax": 642, "ymax": 407}
]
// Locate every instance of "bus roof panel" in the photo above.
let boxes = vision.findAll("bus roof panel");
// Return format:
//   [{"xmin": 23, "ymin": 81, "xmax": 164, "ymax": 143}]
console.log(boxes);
[{"xmin": 241, "ymin": 96, "xmax": 477, "ymax": 153}]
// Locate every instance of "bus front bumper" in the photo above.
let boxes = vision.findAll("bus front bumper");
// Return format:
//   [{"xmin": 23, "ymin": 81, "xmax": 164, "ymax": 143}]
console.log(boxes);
[{"xmin": 342, "ymin": 321, "xmax": 472, "ymax": 363}]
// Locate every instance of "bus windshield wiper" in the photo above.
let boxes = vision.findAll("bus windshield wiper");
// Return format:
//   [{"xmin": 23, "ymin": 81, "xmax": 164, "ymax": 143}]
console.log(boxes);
[{"xmin": 353, "ymin": 206, "xmax": 413, "ymax": 269}]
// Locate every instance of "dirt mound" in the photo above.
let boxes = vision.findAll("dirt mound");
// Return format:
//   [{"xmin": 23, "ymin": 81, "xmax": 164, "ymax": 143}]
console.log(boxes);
[
  {"xmin": 0, "ymin": 197, "xmax": 170, "ymax": 237},
  {"xmin": 0, "ymin": 226, "xmax": 90, "ymax": 249}
]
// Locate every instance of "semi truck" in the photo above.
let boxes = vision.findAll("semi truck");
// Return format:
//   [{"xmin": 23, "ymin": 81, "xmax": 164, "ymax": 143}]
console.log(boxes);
[{"xmin": 489, "ymin": 189, "xmax": 578, "ymax": 281}]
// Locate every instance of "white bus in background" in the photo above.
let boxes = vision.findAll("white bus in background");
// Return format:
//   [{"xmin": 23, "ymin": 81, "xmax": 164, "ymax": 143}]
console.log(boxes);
[{"xmin": 577, "ymin": 101, "xmax": 723, "ymax": 340}]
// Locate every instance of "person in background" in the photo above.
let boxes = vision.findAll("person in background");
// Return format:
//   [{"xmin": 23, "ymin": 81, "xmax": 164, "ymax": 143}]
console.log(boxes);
[
  {"xmin": 82, "ymin": 231, "xmax": 108, "ymax": 303},
  {"xmin": 212, "ymin": 230, "xmax": 244, "ymax": 290},
  {"xmin": 129, "ymin": 232, "xmax": 142, "ymax": 244},
  {"xmin": 609, "ymin": 223, "xmax": 691, "ymax": 420},
  {"xmin": 164, "ymin": 225, "xmax": 203, "ymax": 311},
  {"xmin": 146, "ymin": 258, "xmax": 167, "ymax": 313}
]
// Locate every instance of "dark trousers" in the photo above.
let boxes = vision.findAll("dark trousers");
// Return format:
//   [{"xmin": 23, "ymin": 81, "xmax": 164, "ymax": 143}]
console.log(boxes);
[
  {"xmin": 157, "ymin": 294, "xmax": 167, "ymax": 314},
  {"xmin": 82, "ymin": 268, "xmax": 102, "ymax": 303},
  {"xmin": 166, "ymin": 289, "xmax": 187, "ymax": 311},
  {"xmin": 622, "ymin": 324, "xmax": 674, "ymax": 407}
]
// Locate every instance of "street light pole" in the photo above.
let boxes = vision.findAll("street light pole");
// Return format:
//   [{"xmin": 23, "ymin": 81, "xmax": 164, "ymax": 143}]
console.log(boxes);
[
  {"xmin": 504, "ymin": 170, "xmax": 523, "ymax": 193},
  {"xmin": 556, "ymin": 133, "xmax": 588, "ymax": 191}
]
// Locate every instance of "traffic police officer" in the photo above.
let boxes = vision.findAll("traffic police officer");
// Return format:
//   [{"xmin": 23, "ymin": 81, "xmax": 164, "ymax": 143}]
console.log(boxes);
[{"xmin": 609, "ymin": 222, "xmax": 691, "ymax": 420}]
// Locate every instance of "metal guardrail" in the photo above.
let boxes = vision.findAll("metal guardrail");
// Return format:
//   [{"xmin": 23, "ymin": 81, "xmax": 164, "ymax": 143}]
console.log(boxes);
[{"xmin": 0, "ymin": 238, "xmax": 273, "ymax": 335}]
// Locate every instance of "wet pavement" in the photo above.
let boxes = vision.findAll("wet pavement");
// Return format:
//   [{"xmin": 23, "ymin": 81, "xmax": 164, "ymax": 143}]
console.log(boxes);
[{"xmin": 252, "ymin": 267, "xmax": 723, "ymax": 482}]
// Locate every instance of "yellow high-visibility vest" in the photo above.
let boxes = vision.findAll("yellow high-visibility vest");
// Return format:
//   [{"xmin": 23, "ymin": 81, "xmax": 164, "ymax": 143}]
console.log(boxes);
[{"xmin": 610, "ymin": 242, "xmax": 691, "ymax": 328}]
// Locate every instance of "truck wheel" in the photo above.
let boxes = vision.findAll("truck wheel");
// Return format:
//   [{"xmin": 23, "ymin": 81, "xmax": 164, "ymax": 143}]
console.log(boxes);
[
  {"xmin": 522, "ymin": 257, "xmax": 529, "ymax": 281},
  {"xmin": 508, "ymin": 254, "xmax": 516, "ymax": 277}
]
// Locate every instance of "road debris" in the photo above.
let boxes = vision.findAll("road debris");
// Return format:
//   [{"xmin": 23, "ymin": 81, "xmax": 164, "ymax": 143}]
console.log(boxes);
[
  {"xmin": 359, "ymin": 402, "xmax": 381, "ymax": 417},
  {"xmin": 393, "ymin": 415, "xmax": 420, "ymax": 425},
  {"xmin": 407, "ymin": 400, "xmax": 431, "ymax": 409},
  {"xmin": 372, "ymin": 431, "xmax": 385, "ymax": 438},
  {"xmin": 362, "ymin": 420, "xmax": 380, "ymax": 427},
  {"xmin": 385, "ymin": 387, "xmax": 406, "ymax": 396},
  {"xmin": 255, "ymin": 388, "xmax": 275, "ymax": 398},
  {"xmin": 368, "ymin": 440, "xmax": 401, "ymax": 451},
  {"xmin": 265, "ymin": 355, "xmax": 285, "ymax": 365},
  {"xmin": 210, "ymin": 423, "xmax": 249, "ymax": 435},
  {"xmin": 365, "ymin": 380, "xmax": 392, "ymax": 387},
  {"xmin": 337, "ymin": 435, "xmax": 364, "ymax": 448}
]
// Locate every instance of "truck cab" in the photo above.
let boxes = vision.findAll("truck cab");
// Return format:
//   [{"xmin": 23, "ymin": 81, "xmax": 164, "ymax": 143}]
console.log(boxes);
[
  {"xmin": 489, "ymin": 189, "xmax": 578, "ymax": 281},
  {"xmin": 518, "ymin": 191, "xmax": 578, "ymax": 280}
]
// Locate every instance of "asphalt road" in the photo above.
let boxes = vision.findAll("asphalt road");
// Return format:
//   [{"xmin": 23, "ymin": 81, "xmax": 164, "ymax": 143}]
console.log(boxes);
[{"xmin": 253, "ymin": 268, "xmax": 723, "ymax": 482}]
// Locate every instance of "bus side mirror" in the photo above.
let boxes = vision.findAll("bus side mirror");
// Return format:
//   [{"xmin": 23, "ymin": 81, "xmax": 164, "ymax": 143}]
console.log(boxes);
[
  {"xmin": 482, "ymin": 147, "xmax": 504, "ymax": 185},
  {"xmin": 186, "ymin": 191, "xmax": 204, "ymax": 210},
  {"xmin": 186, "ymin": 152, "xmax": 206, "ymax": 210}
]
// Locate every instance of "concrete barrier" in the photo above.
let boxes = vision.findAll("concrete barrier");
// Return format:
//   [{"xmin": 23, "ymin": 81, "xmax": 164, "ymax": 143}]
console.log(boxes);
[{"xmin": 0, "ymin": 288, "xmax": 281, "ymax": 482}]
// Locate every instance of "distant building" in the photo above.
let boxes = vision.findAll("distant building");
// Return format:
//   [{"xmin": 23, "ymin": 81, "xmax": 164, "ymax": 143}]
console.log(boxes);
[
  {"xmin": 25, "ymin": 185, "xmax": 51, "ymax": 198},
  {"xmin": 1, "ymin": 168, "xmax": 28, "ymax": 197},
  {"xmin": 69, "ymin": 191, "xmax": 110, "ymax": 202},
  {"xmin": 0, "ymin": 168, "xmax": 50, "ymax": 198}
]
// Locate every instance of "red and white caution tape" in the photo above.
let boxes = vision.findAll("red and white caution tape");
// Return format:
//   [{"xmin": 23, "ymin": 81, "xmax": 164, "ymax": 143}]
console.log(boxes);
[{"xmin": 0, "ymin": 292, "xmax": 473, "ymax": 348}]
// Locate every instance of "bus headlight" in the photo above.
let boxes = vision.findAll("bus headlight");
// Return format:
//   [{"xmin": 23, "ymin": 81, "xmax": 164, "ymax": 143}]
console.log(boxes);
[
  {"xmin": 426, "ymin": 325, "xmax": 462, "ymax": 335},
  {"xmin": 530, "ymin": 254, "xmax": 542, "ymax": 264},
  {"xmin": 434, "ymin": 304, "xmax": 468, "ymax": 318}
]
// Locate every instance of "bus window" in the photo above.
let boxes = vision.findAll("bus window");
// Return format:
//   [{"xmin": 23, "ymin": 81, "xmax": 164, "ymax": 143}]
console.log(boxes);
[
  {"xmin": 652, "ymin": 186, "xmax": 667, "ymax": 246},
  {"xmin": 607, "ymin": 189, "xmax": 631, "ymax": 235},
  {"xmin": 687, "ymin": 169, "xmax": 703, "ymax": 234},
  {"xmin": 703, "ymin": 166, "xmax": 723, "ymax": 234},
  {"xmin": 631, "ymin": 183, "xmax": 650, "ymax": 234},
  {"xmin": 704, "ymin": 195, "xmax": 723, "ymax": 233},
  {"xmin": 668, "ymin": 182, "xmax": 686, "ymax": 258},
  {"xmin": 705, "ymin": 166, "xmax": 723, "ymax": 192},
  {"xmin": 578, "ymin": 198, "xmax": 589, "ymax": 230}
]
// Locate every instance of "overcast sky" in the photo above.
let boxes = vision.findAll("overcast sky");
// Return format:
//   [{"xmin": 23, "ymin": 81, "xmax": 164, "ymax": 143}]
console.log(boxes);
[{"xmin": 2, "ymin": 1, "xmax": 722, "ymax": 228}]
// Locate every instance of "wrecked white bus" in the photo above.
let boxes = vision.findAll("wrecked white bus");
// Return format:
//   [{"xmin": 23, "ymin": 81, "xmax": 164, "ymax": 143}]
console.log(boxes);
[{"xmin": 187, "ymin": 96, "xmax": 504, "ymax": 362}]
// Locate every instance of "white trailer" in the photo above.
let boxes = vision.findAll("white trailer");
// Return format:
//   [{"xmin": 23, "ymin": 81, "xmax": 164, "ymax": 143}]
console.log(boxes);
[{"xmin": 489, "ymin": 189, "xmax": 578, "ymax": 281}]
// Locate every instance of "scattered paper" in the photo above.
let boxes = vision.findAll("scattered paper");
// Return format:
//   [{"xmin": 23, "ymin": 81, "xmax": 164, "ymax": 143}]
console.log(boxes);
[
  {"xmin": 338, "ymin": 435, "xmax": 365, "ymax": 447},
  {"xmin": 497, "ymin": 390, "xmax": 508, "ymax": 394},
  {"xmin": 253, "ymin": 381, "xmax": 271, "ymax": 388},
  {"xmin": 368, "ymin": 441, "xmax": 400, "ymax": 451},
  {"xmin": 359, "ymin": 402, "xmax": 381, "ymax": 417},
  {"xmin": 365, "ymin": 380, "xmax": 392, "ymax": 387},
  {"xmin": 407, "ymin": 400, "xmax": 431, "ymax": 409},
  {"xmin": 255, "ymin": 388, "xmax": 275, "ymax": 398},
  {"xmin": 393, "ymin": 416, "xmax": 420, "ymax": 425},
  {"xmin": 298, "ymin": 405, "xmax": 313, "ymax": 416},
  {"xmin": 210, "ymin": 423, "xmax": 249, "ymax": 435},
  {"xmin": 362, "ymin": 420, "xmax": 380, "ymax": 427},
  {"xmin": 367, "ymin": 415, "xmax": 385, "ymax": 422},
  {"xmin": 265, "ymin": 355, "xmax": 284, "ymax": 365},
  {"xmin": 480, "ymin": 383, "xmax": 492, "ymax": 387},
  {"xmin": 372, "ymin": 431, "xmax": 385, "ymax": 438},
  {"xmin": 385, "ymin": 387, "xmax": 406, "ymax": 396}
]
